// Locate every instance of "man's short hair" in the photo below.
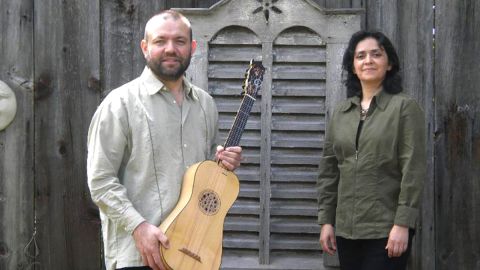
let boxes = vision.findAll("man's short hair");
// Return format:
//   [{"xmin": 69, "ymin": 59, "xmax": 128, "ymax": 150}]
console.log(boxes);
[{"xmin": 144, "ymin": 10, "xmax": 193, "ymax": 42}]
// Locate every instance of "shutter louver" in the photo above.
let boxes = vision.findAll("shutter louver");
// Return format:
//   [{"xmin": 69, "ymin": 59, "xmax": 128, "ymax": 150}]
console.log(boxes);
[
  {"xmin": 269, "ymin": 26, "xmax": 324, "ymax": 262},
  {"xmin": 178, "ymin": 1, "xmax": 361, "ymax": 267},
  {"xmin": 207, "ymin": 26, "xmax": 263, "ymax": 260}
]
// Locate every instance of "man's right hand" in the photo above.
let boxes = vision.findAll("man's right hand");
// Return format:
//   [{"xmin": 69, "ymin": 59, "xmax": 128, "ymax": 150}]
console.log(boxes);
[
  {"xmin": 319, "ymin": 224, "xmax": 337, "ymax": 255},
  {"xmin": 132, "ymin": 221, "xmax": 170, "ymax": 270}
]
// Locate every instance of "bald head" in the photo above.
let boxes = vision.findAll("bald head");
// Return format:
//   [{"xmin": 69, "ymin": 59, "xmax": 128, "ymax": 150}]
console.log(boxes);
[{"xmin": 144, "ymin": 10, "xmax": 192, "ymax": 42}]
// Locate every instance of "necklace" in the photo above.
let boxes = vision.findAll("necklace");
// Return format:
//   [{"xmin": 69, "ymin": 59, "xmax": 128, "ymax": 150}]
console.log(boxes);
[{"xmin": 360, "ymin": 107, "xmax": 368, "ymax": 120}]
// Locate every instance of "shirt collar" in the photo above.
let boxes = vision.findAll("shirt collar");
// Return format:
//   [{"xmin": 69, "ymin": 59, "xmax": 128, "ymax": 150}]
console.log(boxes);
[
  {"xmin": 340, "ymin": 87, "xmax": 392, "ymax": 112},
  {"xmin": 373, "ymin": 88, "xmax": 393, "ymax": 111},
  {"xmin": 140, "ymin": 66, "xmax": 196, "ymax": 100}
]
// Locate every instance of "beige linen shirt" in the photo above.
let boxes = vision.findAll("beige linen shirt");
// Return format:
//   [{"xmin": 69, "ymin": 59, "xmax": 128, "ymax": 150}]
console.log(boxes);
[{"xmin": 87, "ymin": 67, "xmax": 218, "ymax": 269}]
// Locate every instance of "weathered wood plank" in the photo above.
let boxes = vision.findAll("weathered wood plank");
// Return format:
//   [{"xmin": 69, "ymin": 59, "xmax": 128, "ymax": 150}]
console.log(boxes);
[
  {"xmin": 218, "ymin": 116, "xmax": 261, "ymax": 130},
  {"xmin": 270, "ymin": 234, "xmax": 320, "ymax": 250},
  {"xmin": 270, "ymin": 218, "xmax": 320, "ymax": 234},
  {"xmin": 271, "ymin": 131, "xmax": 324, "ymax": 148},
  {"xmin": 209, "ymin": 26, "xmax": 261, "ymax": 45},
  {"xmin": 235, "ymin": 165, "xmax": 261, "ymax": 181},
  {"xmin": 271, "ymin": 200, "xmax": 317, "ymax": 216},
  {"xmin": 272, "ymin": 97, "xmax": 325, "ymax": 114},
  {"xmin": 272, "ymin": 80, "xmax": 326, "ymax": 97},
  {"xmin": 271, "ymin": 166, "xmax": 320, "ymax": 183},
  {"xmin": 209, "ymin": 45, "xmax": 262, "ymax": 62},
  {"xmin": 272, "ymin": 64, "xmax": 327, "ymax": 80},
  {"xmin": 209, "ymin": 62, "xmax": 262, "ymax": 79},
  {"xmin": 434, "ymin": 1, "xmax": 480, "ymax": 269},
  {"xmin": 229, "ymin": 199, "xmax": 261, "ymax": 215},
  {"xmin": 223, "ymin": 251, "xmax": 325, "ymax": 270},
  {"xmin": 364, "ymin": 0, "xmax": 398, "ymax": 40},
  {"xmin": 325, "ymin": 0, "xmax": 353, "ymax": 9},
  {"xmin": 34, "ymin": 0, "xmax": 102, "ymax": 268},
  {"xmin": 274, "ymin": 30, "xmax": 325, "ymax": 46},
  {"xmin": 311, "ymin": 0, "xmax": 326, "ymax": 8},
  {"xmin": 224, "ymin": 216, "xmax": 260, "ymax": 232},
  {"xmin": 238, "ymin": 183, "xmax": 260, "ymax": 198},
  {"xmin": 0, "ymin": 0, "xmax": 34, "ymax": 269},
  {"xmin": 102, "ymin": 0, "xmax": 165, "ymax": 94},
  {"xmin": 271, "ymin": 184, "xmax": 317, "ymax": 199},
  {"xmin": 271, "ymin": 149, "xmax": 321, "ymax": 165},
  {"xmin": 272, "ymin": 115, "xmax": 326, "ymax": 131},
  {"xmin": 223, "ymin": 232, "xmax": 259, "ymax": 249},
  {"xmin": 195, "ymin": 0, "xmax": 222, "ymax": 8},
  {"xmin": 412, "ymin": 2, "xmax": 435, "ymax": 270},
  {"xmin": 215, "ymin": 97, "xmax": 262, "ymax": 112},
  {"xmin": 219, "ymin": 130, "xmax": 261, "ymax": 147},
  {"xmin": 273, "ymin": 46, "xmax": 326, "ymax": 63},
  {"xmin": 362, "ymin": 2, "xmax": 435, "ymax": 270}
]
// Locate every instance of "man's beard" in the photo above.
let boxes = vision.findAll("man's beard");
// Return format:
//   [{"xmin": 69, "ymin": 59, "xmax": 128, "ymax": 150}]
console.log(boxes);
[{"xmin": 147, "ymin": 53, "xmax": 191, "ymax": 81}]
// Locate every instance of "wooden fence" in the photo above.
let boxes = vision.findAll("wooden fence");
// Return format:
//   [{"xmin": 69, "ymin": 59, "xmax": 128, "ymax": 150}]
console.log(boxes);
[{"xmin": 0, "ymin": 0, "xmax": 478, "ymax": 269}]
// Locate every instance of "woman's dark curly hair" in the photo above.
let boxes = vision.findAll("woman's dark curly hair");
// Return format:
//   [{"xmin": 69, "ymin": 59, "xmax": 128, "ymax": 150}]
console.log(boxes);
[{"xmin": 342, "ymin": 30, "xmax": 402, "ymax": 97}]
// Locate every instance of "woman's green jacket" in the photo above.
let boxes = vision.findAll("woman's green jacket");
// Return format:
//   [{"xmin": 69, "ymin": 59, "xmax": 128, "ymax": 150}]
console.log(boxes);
[{"xmin": 317, "ymin": 90, "xmax": 426, "ymax": 239}]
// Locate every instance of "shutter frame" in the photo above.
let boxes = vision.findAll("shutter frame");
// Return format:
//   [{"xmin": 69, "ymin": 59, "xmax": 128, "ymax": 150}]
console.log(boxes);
[{"xmin": 174, "ymin": 1, "xmax": 362, "ymax": 268}]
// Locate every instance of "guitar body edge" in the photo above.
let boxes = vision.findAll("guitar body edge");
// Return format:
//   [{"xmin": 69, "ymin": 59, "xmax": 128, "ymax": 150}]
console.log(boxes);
[{"xmin": 159, "ymin": 160, "xmax": 240, "ymax": 270}]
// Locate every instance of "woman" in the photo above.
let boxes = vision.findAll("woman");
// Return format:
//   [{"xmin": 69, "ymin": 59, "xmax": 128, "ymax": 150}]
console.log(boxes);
[{"xmin": 317, "ymin": 30, "xmax": 426, "ymax": 270}]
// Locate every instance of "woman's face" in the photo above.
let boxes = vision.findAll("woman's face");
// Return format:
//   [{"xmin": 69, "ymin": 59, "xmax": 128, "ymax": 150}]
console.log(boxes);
[{"xmin": 353, "ymin": 37, "xmax": 391, "ymax": 86}]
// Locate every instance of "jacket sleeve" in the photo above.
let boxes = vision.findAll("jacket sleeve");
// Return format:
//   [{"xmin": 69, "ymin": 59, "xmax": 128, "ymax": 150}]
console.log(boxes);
[
  {"xmin": 317, "ymin": 111, "xmax": 340, "ymax": 225},
  {"xmin": 87, "ymin": 96, "xmax": 146, "ymax": 234},
  {"xmin": 394, "ymin": 99, "xmax": 426, "ymax": 228}
]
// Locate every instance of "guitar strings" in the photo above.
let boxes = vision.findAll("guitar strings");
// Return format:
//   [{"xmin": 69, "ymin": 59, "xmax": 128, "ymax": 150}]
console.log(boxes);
[{"xmin": 182, "ymin": 163, "xmax": 226, "ymax": 267}]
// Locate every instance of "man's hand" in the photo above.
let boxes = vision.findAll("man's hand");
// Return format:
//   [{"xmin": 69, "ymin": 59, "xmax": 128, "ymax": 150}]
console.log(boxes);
[
  {"xmin": 132, "ymin": 222, "xmax": 170, "ymax": 270},
  {"xmin": 215, "ymin": 145, "xmax": 242, "ymax": 171},
  {"xmin": 385, "ymin": 224, "xmax": 409, "ymax": 258},
  {"xmin": 319, "ymin": 224, "xmax": 337, "ymax": 255}
]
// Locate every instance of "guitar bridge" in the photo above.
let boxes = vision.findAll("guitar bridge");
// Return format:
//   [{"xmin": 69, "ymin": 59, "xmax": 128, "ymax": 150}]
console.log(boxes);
[{"xmin": 179, "ymin": 247, "xmax": 202, "ymax": 263}]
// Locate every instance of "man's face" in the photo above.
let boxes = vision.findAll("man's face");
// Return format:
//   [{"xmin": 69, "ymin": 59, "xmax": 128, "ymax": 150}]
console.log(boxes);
[{"xmin": 141, "ymin": 16, "xmax": 196, "ymax": 82}]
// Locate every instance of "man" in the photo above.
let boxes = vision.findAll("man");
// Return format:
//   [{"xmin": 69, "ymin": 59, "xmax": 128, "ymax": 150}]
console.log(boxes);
[{"xmin": 87, "ymin": 10, "xmax": 242, "ymax": 270}]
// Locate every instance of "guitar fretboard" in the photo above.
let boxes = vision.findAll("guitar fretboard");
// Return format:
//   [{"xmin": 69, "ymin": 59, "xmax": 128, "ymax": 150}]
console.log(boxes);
[{"xmin": 224, "ymin": 94, "xmax": 256, "ymax": 148}]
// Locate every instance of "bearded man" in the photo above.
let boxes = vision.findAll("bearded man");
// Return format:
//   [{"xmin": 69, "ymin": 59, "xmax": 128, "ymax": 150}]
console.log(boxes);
[{"xmin": 87, "ymin": 10, "xmax": 242, "ymax": 270}]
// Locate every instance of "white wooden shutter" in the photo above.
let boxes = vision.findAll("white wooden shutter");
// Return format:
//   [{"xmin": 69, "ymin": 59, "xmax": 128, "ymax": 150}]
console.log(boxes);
[
  {"xmin": 207, "ymin": 26, "xmax": 263, "ymax": 255},
  {"xmin": 177, "ymin": 1, "xmax": 361, "ymax": 268},
  {"xmin": 269, "ymin": 26, "xmax": 325, "ymax": 263}
]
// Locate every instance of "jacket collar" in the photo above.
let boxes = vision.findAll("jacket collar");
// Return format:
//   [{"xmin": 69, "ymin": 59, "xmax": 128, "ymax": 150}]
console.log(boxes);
[
  {"xmin": 140, "ymin": 66, "xmax": 196, "ymax": 100},
  {"xmin": 340, "ymin": 87, "xmax": 393, "ymax": 112}
]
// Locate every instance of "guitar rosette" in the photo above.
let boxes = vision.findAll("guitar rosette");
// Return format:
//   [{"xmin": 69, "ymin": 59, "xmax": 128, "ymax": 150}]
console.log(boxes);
[{"xmin": 198, "ymin": 189, "xmax": 221, "ymax": 215}]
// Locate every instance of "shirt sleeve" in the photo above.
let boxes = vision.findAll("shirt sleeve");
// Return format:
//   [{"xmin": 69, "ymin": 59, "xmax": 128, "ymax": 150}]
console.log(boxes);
[
  {"xmin": 87, "ymin": 96, "xmax": 146, "ymax": 234},
  {"xmin": 394, "ymin": 99, "xmax": 426, "ymax": 228},
  {"xmin": 317, "ymin": 112, "xmax": 340, "ymax": 225},
  {"xmin": 209, "ymin": 99, "xmax": 219, "ymax": 160}
]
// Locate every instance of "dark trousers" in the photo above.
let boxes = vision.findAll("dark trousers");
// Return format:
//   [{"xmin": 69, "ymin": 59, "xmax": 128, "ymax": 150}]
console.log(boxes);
[
  {"xmin": 117, "ymin": 267, "xmax": 152, "ymax": 270},
  {"xmin": 336, "ymin": 232, "xmax": 413, "ymax": 270}
]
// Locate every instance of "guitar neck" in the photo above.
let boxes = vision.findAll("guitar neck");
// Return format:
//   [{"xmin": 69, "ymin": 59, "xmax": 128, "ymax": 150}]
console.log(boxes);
[{"xmin": 223, "ymin": 94, "xmax": 256, "ymax": 148}]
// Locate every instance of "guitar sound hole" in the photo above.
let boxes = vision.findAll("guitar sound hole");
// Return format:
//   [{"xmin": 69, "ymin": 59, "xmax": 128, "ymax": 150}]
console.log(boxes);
[{"xmin": 198, "ymin": 190, "xmax": 221, "ymax": 215}]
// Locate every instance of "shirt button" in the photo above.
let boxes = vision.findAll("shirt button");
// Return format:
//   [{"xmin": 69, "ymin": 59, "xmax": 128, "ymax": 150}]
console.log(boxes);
[
  {"xmin": 173, "ymin": 100, "xmax": 176, "ymax": 104},
  {"xmin": 183, "ymin": 144, "xmax": 187, "ymax": 148}
]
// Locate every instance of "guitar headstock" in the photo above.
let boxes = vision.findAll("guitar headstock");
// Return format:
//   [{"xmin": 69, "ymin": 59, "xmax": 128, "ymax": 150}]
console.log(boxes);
[{"xmin": 242, "ymin": 60, "xmax": 265, "ymax": 98}]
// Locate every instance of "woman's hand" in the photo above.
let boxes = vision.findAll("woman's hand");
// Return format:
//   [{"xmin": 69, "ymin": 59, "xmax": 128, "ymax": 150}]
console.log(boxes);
[
  {"xmin": 319, "ymin": 224, "xmax": 337, "ymax": 255},
  {"xmin": 386, "ymin": 224, "xmax": 409, "ymax": 257}
]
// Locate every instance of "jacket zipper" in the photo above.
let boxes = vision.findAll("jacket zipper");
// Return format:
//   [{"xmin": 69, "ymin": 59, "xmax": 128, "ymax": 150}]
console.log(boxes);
[
  {"xmin": 352, "ymin": 118, "xmax": 364, "ymax": 236},
  {"xmin": 355, "ymin": 120, "xmax": 363, "ymax": 160}
]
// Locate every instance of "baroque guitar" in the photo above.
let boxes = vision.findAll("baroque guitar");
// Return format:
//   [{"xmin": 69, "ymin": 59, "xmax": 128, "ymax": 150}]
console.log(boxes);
[{"xmin": 159, "ymin": 60, "xmax": 265, "ymax": 270}]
